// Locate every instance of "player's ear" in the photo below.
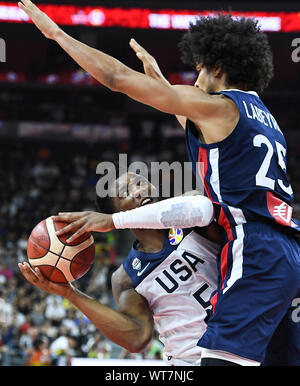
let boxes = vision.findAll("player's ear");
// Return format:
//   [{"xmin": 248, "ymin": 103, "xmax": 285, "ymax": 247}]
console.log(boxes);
[{"xmin": 212, "ymin": 63, "xmax": 224, "ymax": 79}]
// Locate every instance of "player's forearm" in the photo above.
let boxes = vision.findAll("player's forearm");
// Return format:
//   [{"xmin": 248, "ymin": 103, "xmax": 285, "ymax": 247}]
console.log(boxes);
[
  {"xmin": 147, "ymin": 67, "xmax": 186, "ymax": 128},
  {"xmin": 53, "ymin": 29, "xmax": 131, "ymax": 90},
  {"xmin": 66, "ymin": 287, "xmax": 149, "ymax": 352},
  {"xmin": 155, "ymin": 82, "xmax": 186, "ymax": 128},
  {"xmin": 112, "ymin": 195, "xmax": 214, "ymax": 229}
]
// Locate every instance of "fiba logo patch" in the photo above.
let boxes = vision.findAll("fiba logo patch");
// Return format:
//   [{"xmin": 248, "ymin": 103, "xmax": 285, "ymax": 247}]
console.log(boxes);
[
  {"xmin": 132, "ymin": 257, "xmax": 142, "ymax": 270},
  {"xmin": 168, "ymin": 228, "xmax": 183, "ymax": 245}
]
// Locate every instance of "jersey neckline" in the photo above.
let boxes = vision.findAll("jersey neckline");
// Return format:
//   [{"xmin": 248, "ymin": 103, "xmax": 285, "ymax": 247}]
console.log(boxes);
[{"xmin": 221, "ymin": 88, "xmax": 259, "ymax": 97}]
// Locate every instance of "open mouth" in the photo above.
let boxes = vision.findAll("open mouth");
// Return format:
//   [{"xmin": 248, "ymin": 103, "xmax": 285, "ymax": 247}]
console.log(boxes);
[{"xmin": 140, "ymin": 197, "xmax": 153, "ymax": 206}]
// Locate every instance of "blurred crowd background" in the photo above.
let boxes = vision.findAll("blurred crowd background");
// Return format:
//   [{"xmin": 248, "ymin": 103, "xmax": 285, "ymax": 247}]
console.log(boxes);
[{"xmin": 0, "ymin": 0, "xmax": 300, "ymax": 365}]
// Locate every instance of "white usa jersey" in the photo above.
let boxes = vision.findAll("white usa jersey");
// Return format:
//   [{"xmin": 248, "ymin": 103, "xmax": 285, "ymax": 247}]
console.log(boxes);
[{"xmin": 123, "ymin": 228, "xmax": 219, "ymax": 365}]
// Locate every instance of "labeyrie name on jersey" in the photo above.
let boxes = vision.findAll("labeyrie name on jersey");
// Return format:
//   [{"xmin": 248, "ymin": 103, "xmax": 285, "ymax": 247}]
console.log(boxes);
[{"xmin": 242, "ymin": 100, "xmax": 283, "ymax": 134}]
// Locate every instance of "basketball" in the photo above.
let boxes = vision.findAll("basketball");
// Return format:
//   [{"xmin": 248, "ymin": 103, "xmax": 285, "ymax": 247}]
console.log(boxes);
[{"xmin": 27, "ymin": 217, "xmax": 95, "ymax": 283}]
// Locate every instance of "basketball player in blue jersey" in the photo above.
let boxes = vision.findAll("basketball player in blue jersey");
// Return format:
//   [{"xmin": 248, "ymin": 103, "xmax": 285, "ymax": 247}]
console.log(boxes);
[
  {"xmin": 20, "ymin": 1, "xmax": 300, "ymax": 365},
  {"xmin": 19, "ymin": 172, "xmax": 222, "ymax": 366}
]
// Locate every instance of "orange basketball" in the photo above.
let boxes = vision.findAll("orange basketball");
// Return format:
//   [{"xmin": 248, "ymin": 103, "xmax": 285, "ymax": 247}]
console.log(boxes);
[{"xmin": 27, "ymin": 217, "xmax": 95, "ymax": 283}]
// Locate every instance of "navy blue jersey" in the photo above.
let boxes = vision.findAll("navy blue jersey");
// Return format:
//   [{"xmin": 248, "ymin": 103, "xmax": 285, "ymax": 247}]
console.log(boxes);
[
  {"xmin": 197, "ymin": 220, "xmax": 300, "ymax": 363},
  {"xmin": 185, "ymin": 89, "xmax": 300, "ymax": 233}
]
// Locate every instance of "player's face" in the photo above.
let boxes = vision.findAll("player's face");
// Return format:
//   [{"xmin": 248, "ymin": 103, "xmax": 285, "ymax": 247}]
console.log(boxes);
[
  {"xmin": 112, "ymin": 173, "xmax": 158, "ymax": 212},
  {"xmin": 194, "ymin": 63, "xmax": 219, "ymax": 93}
]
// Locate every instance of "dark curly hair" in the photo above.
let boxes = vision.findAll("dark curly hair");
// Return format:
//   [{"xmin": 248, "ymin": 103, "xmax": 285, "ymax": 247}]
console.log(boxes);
[{"xmin": 178, "ymin": 14, "xmax": 274, "ymax": 93}]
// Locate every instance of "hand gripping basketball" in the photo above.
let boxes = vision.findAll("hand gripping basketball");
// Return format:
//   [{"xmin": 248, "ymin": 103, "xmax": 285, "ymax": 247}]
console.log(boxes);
[
  {"xmin": 27, "ymin": 217, "xmax": 95, "ymax": 283},
  {"xmin": 52, "ymin": 211, "xmax": 115, "ymax": 243}
]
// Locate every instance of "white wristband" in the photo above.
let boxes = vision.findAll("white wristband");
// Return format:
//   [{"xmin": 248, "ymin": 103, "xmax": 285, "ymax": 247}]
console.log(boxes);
[{"xmin": 112, "ymin": 195, "xmax": 214, "ymax": 230}]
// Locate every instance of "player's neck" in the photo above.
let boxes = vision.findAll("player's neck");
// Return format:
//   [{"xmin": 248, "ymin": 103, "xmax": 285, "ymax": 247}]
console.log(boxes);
[
  {"xmin": 131, "ymin": 229, "xmax": 165, "ymax": 253},
  {"xmin": 216, "ymin": 83, "xmax": 248, "ymax": 93}
]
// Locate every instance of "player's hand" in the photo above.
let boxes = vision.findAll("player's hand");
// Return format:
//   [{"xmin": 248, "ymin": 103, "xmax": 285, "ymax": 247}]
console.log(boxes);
[
  {"xmin": 18, "ymin": 262, "xmax": 74, "ymax": 298},
  {"xmin": 52, "ymin": 211, "xmax": 115, "ymax": 243},
  {"xmin": 129, "ymin": 38, "xmax": 170, "ymax": 85},
  {"xmin": 18, "ymin": 0, "xmax": 61, "ymax": 40}
]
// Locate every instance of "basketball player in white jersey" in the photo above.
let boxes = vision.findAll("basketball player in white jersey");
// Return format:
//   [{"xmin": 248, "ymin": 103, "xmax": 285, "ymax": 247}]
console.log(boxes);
[{"xmin": 19, "ymin": 172, "xmax": 221, "ymax": 365}]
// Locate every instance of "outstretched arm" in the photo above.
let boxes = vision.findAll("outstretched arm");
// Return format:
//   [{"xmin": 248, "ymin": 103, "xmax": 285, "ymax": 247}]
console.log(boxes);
[
  {"xmin": 112, "ymin": 194, "xmax": 214, "ymax": 230},
  {"xmin": 129, "ymin": 39, "xmax": 186, "ymax": 129},
  {"xmin": 52, "ymin": 194, "xmax": 214, "ymax": 242},
  {"xmin": 18, "ymin": 262, "xmax": 153, "ymax": 352},
  {"xmin": 18, "ymin": 0, "xmax": 237, "ymax": 136}
]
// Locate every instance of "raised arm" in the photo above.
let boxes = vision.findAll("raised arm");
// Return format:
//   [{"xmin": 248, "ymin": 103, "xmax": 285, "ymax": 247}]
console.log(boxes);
[
  {"xmin": 129, "ymin": 39, "xmax": 187, "ymax": 129},
  {"xmin": 18, "ymin": 262, "xmax": 153, "ymax": 352},
  {"xmin": 18, "ymin": 0, "xmax": 237, "ymax": 139}
]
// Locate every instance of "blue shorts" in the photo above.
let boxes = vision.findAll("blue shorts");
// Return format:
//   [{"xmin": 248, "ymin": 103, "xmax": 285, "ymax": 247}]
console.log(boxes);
[
  {"xmin": 263, "ymin": 301, "xmax": 300, "ymax": 366},
  {"xmin": 197, "ymin": 221, "xmax": 300, "ymax": 363}
]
